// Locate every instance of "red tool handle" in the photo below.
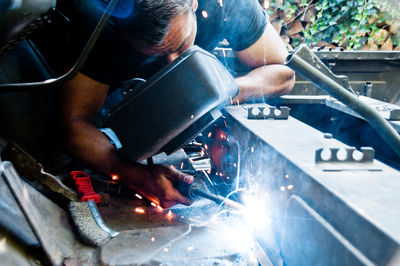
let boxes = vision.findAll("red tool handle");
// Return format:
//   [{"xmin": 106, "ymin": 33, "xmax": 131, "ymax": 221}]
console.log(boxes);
[{"xmin": 70, "ymin": 171, "xmax": 101, "ymax": 204}]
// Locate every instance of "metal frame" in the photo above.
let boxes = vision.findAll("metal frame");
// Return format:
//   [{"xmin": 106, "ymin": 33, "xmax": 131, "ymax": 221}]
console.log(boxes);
[{"xmin": 222, "ymin": 105, "xmax": 400, "ymax": 265}]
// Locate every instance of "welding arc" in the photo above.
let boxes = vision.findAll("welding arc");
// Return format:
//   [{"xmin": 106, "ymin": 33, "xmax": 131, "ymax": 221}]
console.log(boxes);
[{"xmin": 178, "ymin": 182, "xmax": 244, "ymax": 210}]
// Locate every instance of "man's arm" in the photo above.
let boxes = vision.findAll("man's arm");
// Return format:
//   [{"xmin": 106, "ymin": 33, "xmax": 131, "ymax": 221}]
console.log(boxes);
[
  {"xmin": 233, "ymin": 22, "xmax": 296, "ymax": 102},
  {"xmin": 57, "ymin": 73, "xmax": 193, "ymax": 208}
]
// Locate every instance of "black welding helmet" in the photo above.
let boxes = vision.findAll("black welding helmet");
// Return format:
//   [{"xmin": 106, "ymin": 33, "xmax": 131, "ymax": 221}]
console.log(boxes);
[{"xmin": 102, "ymin": 45, "xmax": 239, "ymax": 162}]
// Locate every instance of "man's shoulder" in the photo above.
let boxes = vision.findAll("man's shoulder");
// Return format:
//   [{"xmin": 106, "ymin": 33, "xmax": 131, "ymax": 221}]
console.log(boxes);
[{"xmin": 195, "ymin": 0, "xmax": 268, "ymax": 52}]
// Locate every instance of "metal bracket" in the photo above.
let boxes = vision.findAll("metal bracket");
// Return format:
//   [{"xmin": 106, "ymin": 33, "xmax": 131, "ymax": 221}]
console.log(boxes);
[
  {"xmin": 315, "ymin": 147, "xmax": 382, "ymax": 171},
  {"xmin": 389, "ymin": 110, "xmax": 400, "ymax": 121},
  {"xmin": 361, "ymin": 82, "xmax": 372, "ymax": 97},
  {"xmin": 288, "ymin": 45, "xmax": 355, "ymax": 95},
  {"xmin": 247, "ymin": 106, "xmax": 290, "ymax": 120}
]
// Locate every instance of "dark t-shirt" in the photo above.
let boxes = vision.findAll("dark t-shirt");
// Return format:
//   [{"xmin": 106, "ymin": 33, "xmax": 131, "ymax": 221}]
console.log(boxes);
[{"xmin": 70, "ymin": 0, "xmax": 268, "ymax": 88}]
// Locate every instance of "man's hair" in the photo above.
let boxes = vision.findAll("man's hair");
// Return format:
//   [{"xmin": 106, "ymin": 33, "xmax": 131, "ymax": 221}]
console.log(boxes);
[{"xmin": 114, "ymin": 0, "xmax": 193, "ymax": 47}]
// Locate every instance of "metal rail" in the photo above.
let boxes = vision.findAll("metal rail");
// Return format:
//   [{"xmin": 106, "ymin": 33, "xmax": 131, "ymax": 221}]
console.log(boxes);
[
  {"xmin": 285, "ymin": 45, "xmax": 400, "ymax": 158},
  {"xmin": 0, "ymin": 0, "xmax": 120, "ymax": 91}
]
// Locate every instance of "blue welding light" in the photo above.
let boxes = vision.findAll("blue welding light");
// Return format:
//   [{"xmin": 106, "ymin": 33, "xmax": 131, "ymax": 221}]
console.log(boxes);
[
  {"xmin": 94, "ymin": 0, "xmax": 135, "ymax": 19},
  {"xmin": 112, "ymin": 0, "xmax": 135, "ymax": 18}
]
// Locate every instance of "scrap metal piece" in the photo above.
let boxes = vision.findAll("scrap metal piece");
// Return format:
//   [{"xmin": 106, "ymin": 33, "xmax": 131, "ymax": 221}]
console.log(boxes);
[
  {"xmin": 2, "ymin": 142, "xmax": 77, "ymax": 202},
  {"xmin": 1, "ymin": 161, "xmax": 63, "ymax": 265},
  {"xmin": 315, "ymin": 147, "xmax": 381, "ymax": 171},
  {"xmin": 0, "ymin": 161, "xmax": 97, "ymax": 264},
  {"xmin": 247, "ymin": 105, "xmax": 290, "ymax": 120},
  {"xmin": 0, "ymin": 170, "xmax": 39, "ymax": 249}
]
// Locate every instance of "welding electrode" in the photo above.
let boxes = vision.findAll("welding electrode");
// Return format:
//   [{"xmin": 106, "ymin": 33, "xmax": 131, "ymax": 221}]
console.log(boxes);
[{"xmin": 178, "ymin": 182, "xmax": 244, "ymax": 210}]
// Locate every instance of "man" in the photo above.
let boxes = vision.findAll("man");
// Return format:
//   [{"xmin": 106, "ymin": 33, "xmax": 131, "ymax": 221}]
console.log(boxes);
[{"xmin": 58, "ymin": 0, "xmax": 295, "ymax": 208}]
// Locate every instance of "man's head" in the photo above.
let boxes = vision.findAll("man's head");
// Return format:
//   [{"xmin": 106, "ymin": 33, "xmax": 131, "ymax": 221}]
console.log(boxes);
[{"xmin": 114, "ymin": 0, "xmax": 198, "ymax": 62}]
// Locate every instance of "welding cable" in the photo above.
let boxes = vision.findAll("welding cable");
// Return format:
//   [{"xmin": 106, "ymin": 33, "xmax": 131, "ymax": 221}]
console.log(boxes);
[
  {"xmin": 0, "ymin": 0, "xmax": 120, "ymax": 91},
  {"xmin": 286, "ymin": 45, "xmax": 400, "ymax": 158}
]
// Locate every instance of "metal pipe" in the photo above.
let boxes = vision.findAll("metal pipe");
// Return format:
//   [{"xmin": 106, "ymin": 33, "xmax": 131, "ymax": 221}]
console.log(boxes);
[
  {"xmin": 191, "ymin": 186, "xmax": 244, "ymax": 210},
  {"xmin": 0, "ymin": 0, "xmax": 120, "ymax": 91},
  {"xmin": 177, "ymin": 182, "xmax": 244, "ymax": 210},
  {"xmin": 285, "ymin": 45, "xmax": 400, "ymax": 158}
]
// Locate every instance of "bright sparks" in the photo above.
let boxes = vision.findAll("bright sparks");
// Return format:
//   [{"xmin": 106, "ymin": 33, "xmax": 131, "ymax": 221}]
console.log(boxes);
[
  {"xmin": 151, "ymin": 202, "xmax": 157, "ymax": 207},
  {"xmin": 135, "ymin": 207, "xmax": 145, "ymax": 214},
  {"xmin": 111, "ymin": 174, "xmax": 119, "ymax": 181},
  {"xmin": 280, "ymin": 186, "xmax": 286, "ymax": 191},
  {"xmin": 151, "ymin": 237, "xmax": 155, "ymax": 242},
  {"xmin": 201, "ymin": 10, "xmax": 208, "ymax": 18},
  {"xmin": 217, "ymin": 0, "xmax": 223, "ymax": 7},
  {"xmin": 135, "ymin": 194, "xmax": 143, "ymax": 199},
  {"xmin": 287, "ymin": 185, "xmax": 294, "ymax": 190},
  {"xmin": 166, "ymin": 210, "xmax": 174, "ymax": 220}
]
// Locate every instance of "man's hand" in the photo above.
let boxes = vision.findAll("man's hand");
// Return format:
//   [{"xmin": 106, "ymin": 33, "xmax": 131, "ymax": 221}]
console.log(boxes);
[
  {"xmin": 120, "ymin": 163, "xmax": 194, "ymax": 208},
  {"xmin": 58, "ymin": 73, "xmax": 193, "ymax": 209}
]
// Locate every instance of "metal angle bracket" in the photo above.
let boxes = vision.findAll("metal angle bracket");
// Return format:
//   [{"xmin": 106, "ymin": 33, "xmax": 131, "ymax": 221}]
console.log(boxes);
[
  {"xmin": 247, "ymin": 106, "xmax": 290, "ymax": 120},
  {"xmin": 315, "ymin": 147, "xmax": 382, "ymax": 171}
]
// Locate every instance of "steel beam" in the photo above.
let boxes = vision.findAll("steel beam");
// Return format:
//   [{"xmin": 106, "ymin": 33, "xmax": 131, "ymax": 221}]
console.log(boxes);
[{"xmin": 222, "ymin": 105, "xmax": 400, "ymax": 265}]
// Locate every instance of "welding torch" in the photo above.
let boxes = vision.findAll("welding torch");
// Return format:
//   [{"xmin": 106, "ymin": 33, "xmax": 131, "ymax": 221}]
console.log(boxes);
[
  {"xmin": 177, "ymin": 182, "xmax": 244, "ymax": 210},
  {"xmin": 145, "ymin": 158, "xmax": 244, "ymax": 210}
]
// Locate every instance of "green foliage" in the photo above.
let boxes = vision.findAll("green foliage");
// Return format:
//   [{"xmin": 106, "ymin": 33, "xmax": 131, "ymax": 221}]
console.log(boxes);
[{"xmin": 268, "ymin": 0, "xmax": 398, "ymax": 50}]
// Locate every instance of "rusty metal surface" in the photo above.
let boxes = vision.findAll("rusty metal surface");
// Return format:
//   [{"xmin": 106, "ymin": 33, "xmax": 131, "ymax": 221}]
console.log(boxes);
[
  {"xmin": 0, "ymin": 162, "xmax": 96, "ymax": 265},
  {"xmin": 0, "ymin": 231, "xmax": 41, "ymax": 266},
  {"xmin": 100, "ymin": 217, "xmax": 258, "ymax": 265},
  {"xmin": 2, "ymin": 142, "xmax": 77, "ymax": 201},
  {"xmin": 97, "ymin": 189, "xmax": 261, "ymax": 265}
]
